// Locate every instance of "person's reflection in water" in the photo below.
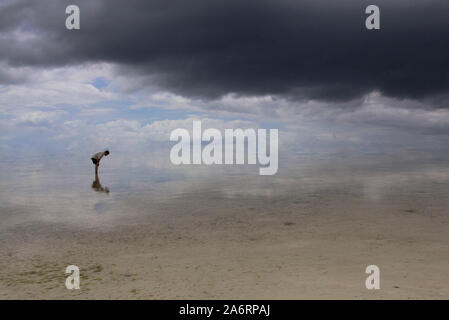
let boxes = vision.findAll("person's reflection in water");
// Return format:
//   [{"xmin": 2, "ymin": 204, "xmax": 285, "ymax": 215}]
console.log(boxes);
[{"xmin": 92, "ymin": 172, "xmax": 110, "ymax": 194}]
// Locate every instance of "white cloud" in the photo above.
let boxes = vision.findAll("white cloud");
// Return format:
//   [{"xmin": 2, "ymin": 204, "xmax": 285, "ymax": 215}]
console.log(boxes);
[
  {"xmin": 15, "ymin": 110, "xmax": 65, "ymax": 126},
  {"xmin": 0, "ymin": 63, "xmax": 117, "ymax": 115},
  {"xmin": 2, "ymin": 61, "xmax": 449, "ymax": 160},
  {"xmin": 57, "ymin": 117, "xmax": 259, "ymax": 146}
]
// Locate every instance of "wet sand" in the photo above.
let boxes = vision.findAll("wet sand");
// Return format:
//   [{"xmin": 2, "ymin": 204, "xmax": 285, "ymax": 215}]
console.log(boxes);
[
  {"xmin": 1, "ymin": 153, "xmax": 449, "ymax": 299},
  {"xmin": 1, "ymin": 176, "xmax": 449, "ymax": 299}
]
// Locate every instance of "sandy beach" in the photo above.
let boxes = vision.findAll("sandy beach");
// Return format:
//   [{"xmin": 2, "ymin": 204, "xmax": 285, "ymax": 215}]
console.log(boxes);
[{"xmin": 1, "ymin": 158, "xmax": 449, "ymax": 299}]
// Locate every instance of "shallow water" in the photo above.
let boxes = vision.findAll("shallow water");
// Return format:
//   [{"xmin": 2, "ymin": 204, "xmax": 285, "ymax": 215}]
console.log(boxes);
[
  {"xmin": 1, "ymin": 152, "xmax": 449, "ymax": 230},
  {"xmin": 1, "ymin": 152, "xmax": 449, "ymax": 299}
]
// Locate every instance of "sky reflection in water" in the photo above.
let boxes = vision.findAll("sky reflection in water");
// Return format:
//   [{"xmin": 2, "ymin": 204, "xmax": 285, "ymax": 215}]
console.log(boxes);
[{"xmin": 1, "ymin": 152, "xmax": 449, "ymax": 230}]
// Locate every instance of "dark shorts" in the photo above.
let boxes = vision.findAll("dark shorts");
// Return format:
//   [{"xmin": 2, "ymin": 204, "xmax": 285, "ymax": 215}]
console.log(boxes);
[{"xmin": 91, "ymin": 158, "xmax": 98, "ymax": 165}]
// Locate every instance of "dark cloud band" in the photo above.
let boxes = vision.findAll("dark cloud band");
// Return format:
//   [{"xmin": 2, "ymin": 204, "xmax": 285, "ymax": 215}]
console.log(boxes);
[{"xmin": 1, "ymin": 0, "xmax": 449, "ymax": 104}]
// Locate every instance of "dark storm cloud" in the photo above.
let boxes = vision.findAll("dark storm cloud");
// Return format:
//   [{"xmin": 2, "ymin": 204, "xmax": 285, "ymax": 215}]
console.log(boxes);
[{"xmin": 1, "ymin": 0, "xmax": 449, "ymax": 103}]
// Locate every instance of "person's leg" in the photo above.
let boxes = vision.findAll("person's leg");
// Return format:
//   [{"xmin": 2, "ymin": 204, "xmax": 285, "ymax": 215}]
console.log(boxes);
[{"xmin": 91, "ymin": 158, "xmax": 98, "ymax": 174}]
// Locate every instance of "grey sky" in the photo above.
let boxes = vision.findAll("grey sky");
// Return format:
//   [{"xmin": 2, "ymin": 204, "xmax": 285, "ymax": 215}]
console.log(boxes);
[
  {"xmin": 1, "ymin": 0, "xmax": 449, "ymax": 157},
  {"xmin": 1, "ymin": 0, "xmax": 449, "ymax": 103}
]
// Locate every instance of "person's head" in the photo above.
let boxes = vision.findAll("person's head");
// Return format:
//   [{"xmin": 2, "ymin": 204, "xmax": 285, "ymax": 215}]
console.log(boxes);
[{"xmin": 104, "ymin": 150, "xmax": 110, "ymax": 156}]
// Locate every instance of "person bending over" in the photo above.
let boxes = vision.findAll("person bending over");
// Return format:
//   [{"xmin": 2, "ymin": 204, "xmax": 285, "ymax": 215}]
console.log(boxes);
[{"xmin": 91, "ymin": 150, "xmax": 109, "ymax": 174}]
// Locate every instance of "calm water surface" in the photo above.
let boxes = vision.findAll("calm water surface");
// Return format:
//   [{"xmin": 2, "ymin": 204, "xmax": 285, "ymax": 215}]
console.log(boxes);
[{"xmin": 1, "ymin": 152, "xmax": 449, "ymax": 230}]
